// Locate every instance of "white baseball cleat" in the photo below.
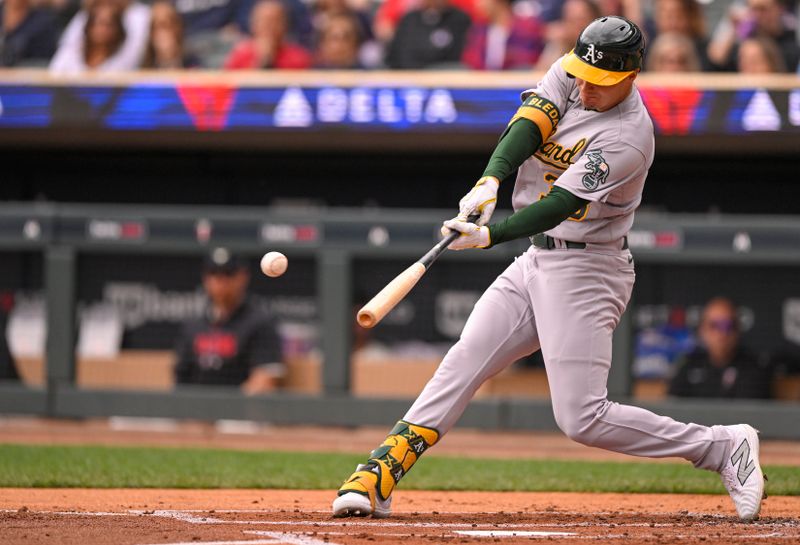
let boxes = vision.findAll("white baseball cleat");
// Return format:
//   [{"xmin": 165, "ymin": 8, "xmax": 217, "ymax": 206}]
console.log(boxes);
[
  {"xmin": 719, "ymin": 424, "xmax": 765, "ymax": 521},
  {"xmin": 332, "ymin": 464, "xmax": 392, "ymax": 518},
  {"xmin": 332, "ymin": 491, "xmax": 392, "ymax": 518}
]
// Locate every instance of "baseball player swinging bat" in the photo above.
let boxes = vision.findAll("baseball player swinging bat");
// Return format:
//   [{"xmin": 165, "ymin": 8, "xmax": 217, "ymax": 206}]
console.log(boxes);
[
  {"xmin": 357, "ymin": 214, "xmax": 480, "ymax": 328},
  {"xmin": 335, "ymin": 16, "xmax": 765, "ymax": 524}
]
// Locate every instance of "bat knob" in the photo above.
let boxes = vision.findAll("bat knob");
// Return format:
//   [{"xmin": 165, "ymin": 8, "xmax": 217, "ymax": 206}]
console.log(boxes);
[{"xmin": 357, "ymin": 310, "xmax": 377, "ymax": 328}]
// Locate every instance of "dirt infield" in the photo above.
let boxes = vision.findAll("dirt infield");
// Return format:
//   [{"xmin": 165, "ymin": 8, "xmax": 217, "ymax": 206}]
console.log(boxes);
[
  {"xmin": 2, "ymin": 418, "xmax": 799, "ymax": 544},
  {"xmin": 1, "ymin": 489, "xmax": 799, "ymax": 545}
]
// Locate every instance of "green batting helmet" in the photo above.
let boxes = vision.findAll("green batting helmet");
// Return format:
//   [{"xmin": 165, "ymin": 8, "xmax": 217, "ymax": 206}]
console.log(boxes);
[{"xmin": 561, "ymin": 16, "xmax": 645, "ymax": 86}]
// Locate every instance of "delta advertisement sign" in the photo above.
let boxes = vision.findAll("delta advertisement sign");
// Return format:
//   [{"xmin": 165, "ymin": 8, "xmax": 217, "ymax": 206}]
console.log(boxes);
[{"xmin": 0, "ymin": 82, "xmax": 798, "ymax": 135}]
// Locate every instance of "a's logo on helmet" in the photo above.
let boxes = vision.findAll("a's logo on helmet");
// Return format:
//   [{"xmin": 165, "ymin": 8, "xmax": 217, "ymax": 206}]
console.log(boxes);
[
  {"xmin": 581, "ymin": 43, "xmax": 604, "ymax": 64},
  {"xmin": 582, "ymin": 150, "xmax": 610, "ymax": 191}
]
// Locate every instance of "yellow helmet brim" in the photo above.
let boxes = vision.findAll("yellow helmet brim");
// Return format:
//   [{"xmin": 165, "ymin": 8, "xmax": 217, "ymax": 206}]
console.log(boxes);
[{"xmin": 561, "ymin": 50, "xmax": 636, "ymax": 86}]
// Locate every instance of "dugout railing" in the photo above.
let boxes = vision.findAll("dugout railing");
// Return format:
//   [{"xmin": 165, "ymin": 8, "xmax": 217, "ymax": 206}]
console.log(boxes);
[{"xmin": 0, "ymin": 203, "xmax": 799, "ymax": 438}]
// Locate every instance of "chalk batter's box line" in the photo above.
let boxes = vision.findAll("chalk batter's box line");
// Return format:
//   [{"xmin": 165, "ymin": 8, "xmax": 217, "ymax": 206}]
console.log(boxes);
[
  {"xmin": 131, "ymin": 509, "xmax": 705, "ymax": 528},
  {"xmin": 4, "ymin": 508, "xmax": 798, "ymax": 529},
  {"xmin": 134, "ymin": 509, "xmax": 800, "ymax": 529},
  {"xmin": 2, "ymin": 510, "xmax": 796, "ymax": 543},
  {"xmin": 135, "ymin": 508, "xmax": 766, "ymax": 519},
  {"xmin": 1, "ymin": 507, "xmax": 765, "ymax": 519}
]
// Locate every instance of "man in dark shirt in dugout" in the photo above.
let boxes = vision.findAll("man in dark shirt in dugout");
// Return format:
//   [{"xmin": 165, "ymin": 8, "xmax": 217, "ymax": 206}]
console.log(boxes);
[
  {"xmin": 174, "ymin": 248, "xmax": 284, "ymax": 394},
  {"xmin": 669, "ymin": 297, "xmax": 773, "ymax": 399}
]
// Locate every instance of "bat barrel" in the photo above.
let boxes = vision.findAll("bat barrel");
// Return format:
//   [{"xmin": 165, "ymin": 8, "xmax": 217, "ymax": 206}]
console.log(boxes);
[
  {"xmin": 357, "ymin": 309, "xmax": 378, "ymax": 328},
  {"xmin": 356, "ymin": 262, "xmax": 426, "ymax": 328},
  {"xmin": 356, "ymin": 215, "xmax": 478, "ymax": 328}
]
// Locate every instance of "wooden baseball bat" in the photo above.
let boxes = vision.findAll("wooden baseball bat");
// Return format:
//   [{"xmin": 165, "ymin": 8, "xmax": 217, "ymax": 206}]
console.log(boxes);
[{"xmin": 357, "ymin": 215, "xmax": 479, "ymax": 328}]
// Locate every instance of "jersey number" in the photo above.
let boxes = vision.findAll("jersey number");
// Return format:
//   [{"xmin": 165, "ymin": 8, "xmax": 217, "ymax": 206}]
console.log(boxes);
[{"xmin": 542, "ymin": 173, "xmax": 589, "ymax": 222}]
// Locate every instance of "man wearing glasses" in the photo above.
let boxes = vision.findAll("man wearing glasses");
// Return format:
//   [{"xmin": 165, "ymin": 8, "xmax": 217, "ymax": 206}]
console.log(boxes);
[{"xmin": 669, "ymin": 297, "xmax": 773, "ymax": 399}]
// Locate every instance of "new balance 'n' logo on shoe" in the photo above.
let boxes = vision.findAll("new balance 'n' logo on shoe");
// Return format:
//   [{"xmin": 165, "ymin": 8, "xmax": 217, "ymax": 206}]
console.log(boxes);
[
  {"xmin": 730, "ymin": 436, "xmax": 756, "ymax": 486},
  {"xmin": 719, "ymin": 424, "xmax": 765, "ymax": 521}
]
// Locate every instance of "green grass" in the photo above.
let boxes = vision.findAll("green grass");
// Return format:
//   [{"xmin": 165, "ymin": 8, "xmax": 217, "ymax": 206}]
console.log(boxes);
[{"xmin": 0, "ymin": 444, "xmax": 798, "ymax": 494}]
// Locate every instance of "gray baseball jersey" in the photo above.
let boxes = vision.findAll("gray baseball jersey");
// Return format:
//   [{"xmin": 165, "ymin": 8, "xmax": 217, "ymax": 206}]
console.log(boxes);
[
  {"xmin": 403, "ymin": 57, "xmax": 734, "ymax": 474},
  {"xmin": 513, "ymin": 57, "xmax": 654, "ymax": 243}
]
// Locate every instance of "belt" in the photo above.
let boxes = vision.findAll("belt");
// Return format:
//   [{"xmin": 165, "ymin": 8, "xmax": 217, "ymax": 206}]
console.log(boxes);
[{"xmin": 531, "ymin": 233, "xmax": 629, "ymax": 251}]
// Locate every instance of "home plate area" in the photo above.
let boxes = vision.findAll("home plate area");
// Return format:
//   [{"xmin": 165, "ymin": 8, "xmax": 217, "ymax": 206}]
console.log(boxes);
[{"xmin": 3, "ymin": 506, "xmax": 800, "ymax": 545}]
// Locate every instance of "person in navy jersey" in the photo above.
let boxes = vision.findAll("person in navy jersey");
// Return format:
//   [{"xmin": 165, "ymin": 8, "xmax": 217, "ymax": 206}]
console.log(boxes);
[
  {"xmin": 0, "ymin": 0, "xmax": 59, "ymax": 66},
  {"xmin": 174, "ymin": 248, "xmax": 285, "ymax": 394},
  {"xmin": 385, "ymin": 0, "xmax": 471, "ymax": 69}
]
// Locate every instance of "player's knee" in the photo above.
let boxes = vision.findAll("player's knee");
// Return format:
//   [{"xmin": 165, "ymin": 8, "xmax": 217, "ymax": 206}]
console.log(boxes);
[
  {"xmin": 552, "ymin": 402, "xmax": 604, "ymax": 446},
  {"xmin": 553, "ymin": 408, "xmax": 590, "ymax": 444}
]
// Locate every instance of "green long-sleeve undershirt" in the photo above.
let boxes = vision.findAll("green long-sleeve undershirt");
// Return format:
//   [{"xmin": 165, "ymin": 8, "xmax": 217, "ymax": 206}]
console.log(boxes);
[
  {"xmin": 488, "ymin": 186, "xmax": 587, "ymax": 247},
  {"xmin": 479, "ymin": 118, "xmax": 589, "ymax": 247},
  {"xmin": 482, "ymin": 118, "xmax": 543, "ymax": 182}
]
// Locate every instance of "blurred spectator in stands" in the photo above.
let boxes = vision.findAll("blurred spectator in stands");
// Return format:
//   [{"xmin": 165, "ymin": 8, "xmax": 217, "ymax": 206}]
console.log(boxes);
[
  {"xmin": 668, "ymin": 297, "xmax": 774, "ymax": 399},
  {"xmin": 0, "ymin": 0, "xmax": 59, "ymax": 66},
  {"xmin": 373, "ymin": 0, "xmax": 479, "ymax": 44},
  {"xmin": 277, "ymin": 0, "xmax": 314, "ymax": 47},
  {"xmin": 50, "ymin": 0, "xmax": 150, "ymax": 74},
  {"xmin": 737, "ymin": 34, "xmax": 787, "ymax": 72},
  {"xmin": 385, "ymin": 0, "xmax": 471, "ymax": 69},
  {"xmin": 535, "ymin": 0, "xmax": 599, "ymax": 70},
  {"xmin": 0, "ymin": 311, "xmax": 19, "ymax": 382},
  {"xmin": 461, "ymin": 0, "xmax": 545, "ymax": 69},
  {"xmin": 142, "ymin": 1, "xmax": 200, "ymax": 68},
  {"xmin": 174, "ymin": 0, "xmax": 250, "ymax": 37},
  {"xmin": 311, "ymin": 0, "xmax": 378, "ymax": 67},
  {"xmin": 707, "ymin": 0, "xmax": 799, "ymax": 72},
  {"xmin": 171, "ymin": 0, "xmax": 247, "ymax": 68},
  {"xmin": 177, "ymin": 0, "xmax": 312, "ymax": 67},
  {"xmin": 597, "ymin": 0, "xmax": 643, "ymax": 29},
  {"xmin": 648, "ymin": 0, "xmax": 711, "ymax": 69},
  {"xmin": 311, "ymin": 0, "xmax": 372, "ymax": 41},
  {"xmin": 174, "ymin": 247, "xmax": 285, "ymax": 394},
  {"xmin": 513, "ymin": 0, "xmax": 567, "ymax": 24},
  {"xmin": 49, "ymin": 0, "xmax": 129, "ymax": 73},
  {"xmin": 646, "ymin": 32, "xmax": 702, "ymax": 71},
  {"xmin": 48, "ymin": 0, "xmax": 82, "ymax": 30},
  {"xmin": 224, "ymin": 0, "xmax": 312, "ymax": 69},
  {"xmin": 314, "ymin": 12, "xmax": 364, "ymax": 68}
]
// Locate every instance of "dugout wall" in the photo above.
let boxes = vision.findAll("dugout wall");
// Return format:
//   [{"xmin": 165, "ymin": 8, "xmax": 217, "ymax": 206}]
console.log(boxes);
[{"xmin": 0, "ymin": 204, "xmax": 799, "ymax": 437}]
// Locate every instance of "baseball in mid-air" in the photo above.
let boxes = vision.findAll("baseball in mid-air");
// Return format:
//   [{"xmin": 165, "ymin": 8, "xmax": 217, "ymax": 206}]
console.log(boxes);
[{"xmin": 260, "ymin": 251, "xmax": 288, "ymax": 277}]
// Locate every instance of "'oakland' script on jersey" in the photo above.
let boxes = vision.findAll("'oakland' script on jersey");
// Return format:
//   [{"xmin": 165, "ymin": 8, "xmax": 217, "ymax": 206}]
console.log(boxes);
[{"xmin": 512, "ymin": 57, "xmax": 654, "ymax": 243}]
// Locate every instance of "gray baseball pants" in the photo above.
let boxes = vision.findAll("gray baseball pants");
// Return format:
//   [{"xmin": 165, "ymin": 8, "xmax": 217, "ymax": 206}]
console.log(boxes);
[{"xmin": 404, "ymin": 244, "xmax": 733, "ymax": 472}]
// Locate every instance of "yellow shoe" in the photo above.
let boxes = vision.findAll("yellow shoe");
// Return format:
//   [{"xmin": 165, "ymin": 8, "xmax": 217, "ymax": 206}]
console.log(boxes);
[{"xmin": 332, "ymin": 463, "xmax": 392, "ymax": 518}]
